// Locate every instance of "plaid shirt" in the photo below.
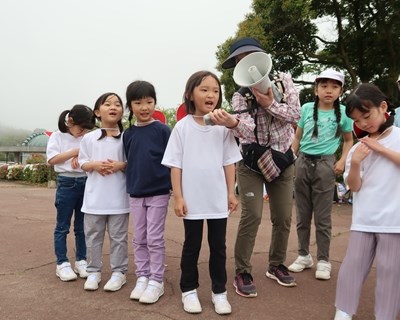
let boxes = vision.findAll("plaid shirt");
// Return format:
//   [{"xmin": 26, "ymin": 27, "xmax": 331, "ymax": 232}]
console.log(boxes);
[{"xmin": 231, "ymin": 72, "xmax": 301, "ymax": 153}]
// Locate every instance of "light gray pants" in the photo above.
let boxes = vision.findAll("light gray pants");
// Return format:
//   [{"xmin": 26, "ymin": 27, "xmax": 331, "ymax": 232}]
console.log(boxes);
[
  {"xmin": 335, "ymin": 231, "xmax": 400, "ymax": 320},
  {"xmin": 84, "ymin": 213, "xmax": 129, "ymax": 274},
  {"xmin": 294, "ymin": 153, "xmax": 336, "ymax": 261}
]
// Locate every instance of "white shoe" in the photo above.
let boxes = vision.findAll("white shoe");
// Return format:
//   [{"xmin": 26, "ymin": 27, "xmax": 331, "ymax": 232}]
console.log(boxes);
[
  {"xmin": 212, "ymin": 291, "xmax": 232, "ymax": 315},
  {"xmin": 334, "ymin": 308, "xmax": 352, "ymax": 320},
  {"xmin": 84, "ymin": 272, "xmax": 101, "ymax": 291},
  {"xmin": 130, "ymin": 276, "xmax": 149, "ymax": 300},
  {"xmin": 315, "ymin": 260, "xmax": 331, "ymax": 280},
  {"xmin": 288, "ymin": 254, "xmax": 314, "ymax": 272},
  {"xmin": 104, "ymin": 272, "xmax": 126, "ymax": 292},
  {"xmin": 182, "ymin": 289, "xmax": 202, "ymax": 314},
  {"xmin": 139, "ymin": 280, "xmax": 164, "ymax": 304},
  {"xmin": 74, "ymin": 260, "xmax": 88, "ymax": 278},
  {"xmin": 56, "ymin": 262, "xmax": 78, "ymax": 281}
]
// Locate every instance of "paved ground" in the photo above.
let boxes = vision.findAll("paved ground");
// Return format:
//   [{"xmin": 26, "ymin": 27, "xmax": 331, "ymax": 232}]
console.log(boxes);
[{"xmin": 0, "ymin": 180, "xmax": 390, "ymax": 320}]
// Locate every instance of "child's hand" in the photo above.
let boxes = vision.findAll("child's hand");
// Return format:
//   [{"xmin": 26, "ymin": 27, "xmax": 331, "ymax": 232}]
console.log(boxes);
[
  {"xmin": 95, "ymin": 161, "xmax": 114, "ymax": 176},
  {"xmin": 228, "ymin": 193, "xmax": 238, "ymax": 215},
  {"xmin": 352, "ymin": 142, "xmax": 370, "ymax": 164},
  {"xmin": 104, "ymin": 159, "xmax": 126, "ymax": 173},
  {"xmin": 334, "ymin": 159, "xmax": 345, "ymax": 175},
  {"xmin": 70, "ymin": 148, "xmax": 79, "ymax": 158},
  {"xmin": 174, "ymin": 197, "xmax": 187, "ymax": 217},
  {"xmin": 71, "ymin": 156, "xmax": 79, "ymax": 169},
  {"xmin": 359, "ymin": 136, "xmax": 385, "ymax": 154}
]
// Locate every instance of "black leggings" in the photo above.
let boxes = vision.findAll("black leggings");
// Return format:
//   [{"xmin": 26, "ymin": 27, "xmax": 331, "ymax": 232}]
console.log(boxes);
[{"xmin": 180, "ymin": 218, "xmax": 227, "ymax": 294}]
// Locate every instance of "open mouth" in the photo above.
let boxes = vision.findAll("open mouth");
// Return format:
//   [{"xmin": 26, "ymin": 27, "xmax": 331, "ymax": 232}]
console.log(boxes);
[{"xmin": 205, "ymin": 101, "xmax": 214, "ymax": 108}]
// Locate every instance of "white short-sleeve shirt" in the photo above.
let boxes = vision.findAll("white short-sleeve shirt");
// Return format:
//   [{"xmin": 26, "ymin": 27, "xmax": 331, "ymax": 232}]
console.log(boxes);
[
  {"xmin": 344, "ymin": 126, "xmax": 400, "ymax": 232},
  {"xmin": 46, "ymin": 130, "xmax": 85, "ymax": 174},
  {"xmin": 162, "ymin": 115, "xmax": 242, "ymax": 220},
  {"xmin": 79, "ymin": 129, "xmax": 129, "ymax": 215}
]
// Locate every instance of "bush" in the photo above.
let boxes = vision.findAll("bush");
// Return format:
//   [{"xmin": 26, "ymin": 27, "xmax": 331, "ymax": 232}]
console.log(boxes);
[
  {"xmin": 23, "ymin": 164, "xmax": 33, "ymax": 181},
  {"xmin": 0, "ymin": 163, "xmax": 56, "ymax": 184},
  {"xmin": 31, "ymin": 164, "xmax": 51, "ymax": 183},
  {"xmin": 0, "ymin": 164, "xmax": 8, "ymax": 179},
  {"xmin": 7, "ymin": 164, "xmax": 24, "ymax": 180},
  {"xmin": 26, "ymin": 154, "xmax": 46, "ymax": 164}
]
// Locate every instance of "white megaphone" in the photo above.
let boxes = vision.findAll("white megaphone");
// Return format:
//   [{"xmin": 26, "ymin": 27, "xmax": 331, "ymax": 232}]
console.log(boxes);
[{"xmin": 233, "ymin": 52, "xmax": 272, "ymax": 93}]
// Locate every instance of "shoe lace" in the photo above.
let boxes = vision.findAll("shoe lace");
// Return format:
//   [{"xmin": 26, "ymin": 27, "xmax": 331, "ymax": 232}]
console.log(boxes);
[
  {"xmin": 276, "ymin": 264, "xmax": 290, "ymax": 276},
  {"xmin": 213, "ymin": 293, "xmax": 227, "ymax": 303},
  {"xmin": 88, "ymin": 274, "xmax": 98, "ymax": 281},
  {"xmin": 317, "ymin": 262, "xmax": 331, "ymax": 272},
  {"xmin": 185, "ymin": 291, "xmax": 199, "ymax": 302},
  {"xmin": 241, "ymin": 272, "xmax": 254, "ymax": 285}
]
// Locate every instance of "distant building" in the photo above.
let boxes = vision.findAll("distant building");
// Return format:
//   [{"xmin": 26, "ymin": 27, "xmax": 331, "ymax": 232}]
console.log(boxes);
[{"xmin": 0, "ymin": 129, "xmax": 51, "ymax": 164}]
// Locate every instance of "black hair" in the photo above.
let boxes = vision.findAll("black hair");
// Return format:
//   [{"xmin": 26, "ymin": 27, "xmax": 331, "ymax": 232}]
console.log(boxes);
[
  {"xmin": 312, "ymin": 78, "xmax": 343, "ymax": 139},
  {"xmin": 345, "ymin": 83, "xmax": 395, "ymax": 134},
  {"xmin": 58, "ymin": 104, "xmax": 95, "ymax": 133},
  {"xmin": 125, "ymin": 80, "xmax": 157, "ymax": 126},
  {"xmin": 183, "ymin": 71, "xmax": 222, "ymax": 115},
  {"xmin": 93, "ymin": 92, "xmax": 124, "ymax": 140}
]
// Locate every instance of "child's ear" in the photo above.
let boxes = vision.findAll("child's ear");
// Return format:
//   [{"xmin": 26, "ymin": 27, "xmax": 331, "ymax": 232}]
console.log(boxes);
[
  {"xmin": 94, "ymin": 109, "xmax": 101, "ymax": 118},
  {"xmin": 380, "ymin": 101, "xmax": 388, "ymax": 112}
]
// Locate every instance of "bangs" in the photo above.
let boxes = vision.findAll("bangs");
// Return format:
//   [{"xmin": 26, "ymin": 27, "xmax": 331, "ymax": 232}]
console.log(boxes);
[{"xmin": 345, "ymin": 93, "xmax": 370, "ymax": 118}]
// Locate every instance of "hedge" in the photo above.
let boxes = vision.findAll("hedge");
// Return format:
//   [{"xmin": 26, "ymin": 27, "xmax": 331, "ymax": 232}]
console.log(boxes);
[{"xmin": 0, "ymin": 163, "xmax": 57, "ymax": 184}]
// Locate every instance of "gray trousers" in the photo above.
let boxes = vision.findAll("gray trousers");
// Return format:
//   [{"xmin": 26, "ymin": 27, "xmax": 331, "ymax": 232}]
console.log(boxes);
[
  {"xmin": 234, "ymin": 160, "xmax": 294, "ymax": 274},
  {"xmin": 294, "ymin": 153, "xmax": 336, "ymax": 261},
  {"xmin": 84, "ymin": 213, "xmax": 129, "ymax": 273}
]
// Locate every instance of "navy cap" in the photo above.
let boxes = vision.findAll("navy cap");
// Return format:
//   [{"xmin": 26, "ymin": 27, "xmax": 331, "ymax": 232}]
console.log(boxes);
[{"xmin": 221, "ymin": 37, "xmax": 265, "ymax": 69}]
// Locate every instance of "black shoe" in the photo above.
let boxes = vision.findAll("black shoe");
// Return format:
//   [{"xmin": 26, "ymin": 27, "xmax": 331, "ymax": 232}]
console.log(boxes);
[
  {"xmin": 266, "ymin": 264, "xmax": 296, "ymax": 287},
  {"xmin": 233, "ymin": 272, "xmax": 257, "ymax": 297}
]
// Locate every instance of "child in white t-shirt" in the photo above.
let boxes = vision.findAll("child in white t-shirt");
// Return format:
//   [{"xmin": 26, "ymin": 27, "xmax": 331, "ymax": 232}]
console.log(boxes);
[
  {"xmin": 78, "ymin": 92, "xmax": 129, "ymax": 292},
  {"xmin": 47, "ymin": 104, "xmax": 95, "ymax": 281},
  {"xmin": 334, "ymin": 83, "xmax": 400, "ymax": 320},
  {"xmin": 162, "ymin": 71, "xmax": 242, "ymax": 315}
]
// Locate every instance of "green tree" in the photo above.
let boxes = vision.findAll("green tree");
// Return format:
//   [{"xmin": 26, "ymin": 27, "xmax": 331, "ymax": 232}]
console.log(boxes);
[{"xmin": 216, "ymin": 0, "xmax": 400, "ymax": 103}]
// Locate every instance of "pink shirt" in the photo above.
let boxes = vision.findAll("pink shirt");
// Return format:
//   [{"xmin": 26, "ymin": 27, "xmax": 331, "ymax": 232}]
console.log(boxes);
[{"xmin": 230, "ymin": 72, "xmax": 301, "ymax": 153}]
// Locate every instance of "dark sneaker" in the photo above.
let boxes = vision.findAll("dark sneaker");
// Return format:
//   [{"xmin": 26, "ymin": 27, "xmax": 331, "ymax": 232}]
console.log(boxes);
[
  {"xmin": 233, "ymin": 272, "xmax": 257, "ymax": 297},
  {"xmin": 266, "ymin": 264, "xmax": 296, "ymax": 287}
]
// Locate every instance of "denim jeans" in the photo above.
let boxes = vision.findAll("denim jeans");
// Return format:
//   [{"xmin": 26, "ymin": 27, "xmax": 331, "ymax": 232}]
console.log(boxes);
[{"xmin": 54, "ymin": 175, "xmax": 87, "ymax": 264}]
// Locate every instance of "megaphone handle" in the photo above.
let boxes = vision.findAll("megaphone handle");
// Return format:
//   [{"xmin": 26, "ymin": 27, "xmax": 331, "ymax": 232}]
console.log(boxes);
[{"xmin": 271, "ymin": 83, "xmax": 283, "ymax": 103}]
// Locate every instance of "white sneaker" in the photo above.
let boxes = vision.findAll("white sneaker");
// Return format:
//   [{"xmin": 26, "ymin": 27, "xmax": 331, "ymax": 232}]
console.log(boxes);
[
  {"xmin": 334, "ymin": 309, "xmax": 352, "ymax": 320},
  {"xmin": 288, "ymin": 254, "xmax": 314, "ymax": 272},
  {"xmin": 84, "ymin": 272, "xmax": 101, "ymax": 291},
  {"xmin": 182, "ymin": 289, "xmax": 202, "ymax": 314},
  {"xmin": 74, "ymin": 260, "xmax": 88, "ymax": 278},
  {"xmin": 130, "ymin": 276, "xmax": 149, "ymax": 300},
  {"xmin": 139, "ymin": 280, "xmax": 164, "ymax": 304},
  {"xmin": 315, "ymin": 260, "xmax": 331, "ymax": 280},
  {"xmin": 56, "ymin": 262, "xmax": 78, "ymax": 281},
  {"xmin": 103, "ymin": 272, "xmax": 126, "ymax": 292},
  {"xmin": 212, "ymin": 291, "xmax": 232, "ymax": 315}
]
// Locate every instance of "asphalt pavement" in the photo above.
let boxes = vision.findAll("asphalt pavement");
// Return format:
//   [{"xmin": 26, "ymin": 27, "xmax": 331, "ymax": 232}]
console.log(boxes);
[{"xmin": 0, "ymin": 180, "xmax": 388, "ymax": 320}]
